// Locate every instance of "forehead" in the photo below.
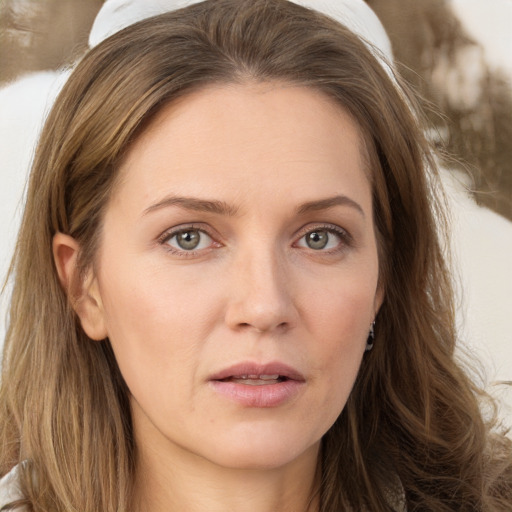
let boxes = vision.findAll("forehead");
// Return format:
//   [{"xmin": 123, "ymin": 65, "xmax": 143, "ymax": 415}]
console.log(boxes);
[{"xmin": 112, "ymin": 82, "xmax": 371, "ymax": 213}]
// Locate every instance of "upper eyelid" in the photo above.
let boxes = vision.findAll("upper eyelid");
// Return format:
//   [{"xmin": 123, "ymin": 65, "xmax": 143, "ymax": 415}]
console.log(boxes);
[
  {"xmin": 294, "ymin": 222, "xmax": 351, "ymax": 239},
  {"xmin": 293, "ymin": 223, "xmax": 354, "ymax": 252},
  {"xmin": 157, "ymin": 225, "xmax": 220, "ymax": 257},
  {"xmin": 157, "ymin": 223, "xmax": 216, "ymax": 243}
]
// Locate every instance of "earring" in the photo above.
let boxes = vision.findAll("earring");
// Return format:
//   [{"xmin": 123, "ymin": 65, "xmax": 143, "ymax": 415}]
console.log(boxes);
[{"xmin": 365, "ymin": 321, "xmax": 375, "ymax": 352}]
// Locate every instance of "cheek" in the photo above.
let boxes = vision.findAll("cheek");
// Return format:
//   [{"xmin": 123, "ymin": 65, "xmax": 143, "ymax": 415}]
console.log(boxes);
[
  {"xmin": 315, "ymin": 299, "xmax": 368, "ymax": 395},
  {"xmin": 95, "ymin": 251, "xmax": 228, "ymax": 400},
  {"xmin": 297, "ymin": 269, "xmax": 377, "ymax": 424},
  {"xmin": 303, "ymin": 267, "xmax": 377, "ymax": 349},
  {"xmin": 96, "ymin": 260, "xmax": 193, "ymax": 388}
]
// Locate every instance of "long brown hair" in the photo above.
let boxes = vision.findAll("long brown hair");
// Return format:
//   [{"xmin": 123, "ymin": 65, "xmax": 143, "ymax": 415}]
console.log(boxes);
[{"xmin": 1, "ymin": 0, "xmax": 510, "ymax": 510}]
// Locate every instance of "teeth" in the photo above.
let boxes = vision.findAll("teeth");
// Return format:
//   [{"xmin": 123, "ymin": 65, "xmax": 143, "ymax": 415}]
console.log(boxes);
[
  {"xmin": 228, "ymin": 374, "xmax": 282, "ymax": 385},
  {"xmin": 234, "ymin": 374, "xmax": 280, "ymax": 380}
]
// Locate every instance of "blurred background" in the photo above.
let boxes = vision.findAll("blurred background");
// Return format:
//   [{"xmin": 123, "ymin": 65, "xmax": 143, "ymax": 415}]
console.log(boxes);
[{"xmin": 1, "ymin": 0, "xmax": 511, "ymax": 219}]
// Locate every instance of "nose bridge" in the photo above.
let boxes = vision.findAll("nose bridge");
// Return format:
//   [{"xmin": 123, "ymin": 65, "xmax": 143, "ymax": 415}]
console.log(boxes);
[{"xmin": 224, "ymin": 235, "xmax": 295, "ymax": 333}]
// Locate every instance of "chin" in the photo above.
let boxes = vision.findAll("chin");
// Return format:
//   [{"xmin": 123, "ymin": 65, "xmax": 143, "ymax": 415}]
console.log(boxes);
[{"xmin": 198, "ymin": 426, "xmax": 322, "ymax": 471}]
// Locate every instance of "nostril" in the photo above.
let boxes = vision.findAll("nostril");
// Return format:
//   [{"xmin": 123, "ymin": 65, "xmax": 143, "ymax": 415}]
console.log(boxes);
[{"xmin": 234, "ymin": 321, "xmax": 290, "ymax": 333}]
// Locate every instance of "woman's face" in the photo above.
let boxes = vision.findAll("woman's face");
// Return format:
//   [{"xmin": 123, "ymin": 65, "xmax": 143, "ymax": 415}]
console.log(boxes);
[{"xmin": 87, "ymin": 83, "xmax": 382, "ymax": 470}]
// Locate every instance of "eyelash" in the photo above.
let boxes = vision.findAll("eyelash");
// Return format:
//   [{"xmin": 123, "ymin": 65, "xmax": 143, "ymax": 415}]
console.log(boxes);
[
  {"xmin": 157, "ymin": 223, "xmax": 352, "ymax": 257},
  {"xmin": 294, "ymin": 223, "xmax": 353, "ymax": 254},
  {"xmin": 157, "ymin": 224, "xmax": 220, "ymax": 257}
]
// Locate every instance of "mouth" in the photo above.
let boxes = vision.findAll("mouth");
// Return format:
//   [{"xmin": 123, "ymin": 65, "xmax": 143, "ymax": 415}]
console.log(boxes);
[
  {"xmin": 219, "ymin": 374, "xmax": 288, "ymax": 385},
  {"xmin": 210, "ymin": 362, "xmax": 305, "ymax": 384},
  {"xmin": 209, "ymin": 362, "xmax": 305, "ymax": 407}
]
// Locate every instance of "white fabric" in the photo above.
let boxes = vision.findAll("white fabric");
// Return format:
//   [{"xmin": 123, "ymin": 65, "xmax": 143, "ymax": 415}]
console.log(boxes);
[
  {"xmin": 0, "ymin": 465, "xmax": 24, "ymax": 509},
  {"xmin": 292, "ymin": 0, "xmax": 392, "ymax": 60},
  {"xmin": 0, "ymin": 70, "xmax": 71, "ymax": 338},
  {"xmin": 89, "ymin": 0, "xmax": 393, "ymax": 64},
  {"xmin": 89, "ymin": 0, "xmax": 199, "ymax": 47}
]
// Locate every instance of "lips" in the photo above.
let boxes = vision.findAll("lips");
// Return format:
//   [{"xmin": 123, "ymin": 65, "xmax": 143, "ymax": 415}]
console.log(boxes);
[
  {"xmin": 209, "ymin": 362, "xmax": 305, "ymax": 407},
  {"xmin": 227, "ymin": 374, "xmax": 282, "ymax": 385},
  {"xmin": 209, "ymin": 362, "xmax": 305, "ymax": 383}
]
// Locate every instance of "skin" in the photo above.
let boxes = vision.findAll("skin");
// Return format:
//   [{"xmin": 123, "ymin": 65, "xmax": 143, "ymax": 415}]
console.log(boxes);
[{"xmin": 54, "ymin": 83, "xmax": 383, "ymax": 512}]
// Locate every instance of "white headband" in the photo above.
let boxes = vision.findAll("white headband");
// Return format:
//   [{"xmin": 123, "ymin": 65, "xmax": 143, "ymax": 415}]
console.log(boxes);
[{"xmin": 89, "ymin": 0, "xmax": 393, "ymax": 64}]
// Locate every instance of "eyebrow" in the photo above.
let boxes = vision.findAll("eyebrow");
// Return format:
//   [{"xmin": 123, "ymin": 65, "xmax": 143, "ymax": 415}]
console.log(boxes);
[
  {"xmin": 143, "ymin": 193, "xmax": 365, "ymax": 218},
  {"xmin": 143, "ymin": 195, "xmax": 240, "ymax": 217},
  {"xmin": 297, "ymin": 195, "xmax": 365, "ymax": 218}
]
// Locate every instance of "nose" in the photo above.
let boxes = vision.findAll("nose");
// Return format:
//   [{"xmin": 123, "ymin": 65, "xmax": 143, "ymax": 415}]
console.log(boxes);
[{"xmin": 224, "ymin": 246, "xmax": 298, "ymax": 334}]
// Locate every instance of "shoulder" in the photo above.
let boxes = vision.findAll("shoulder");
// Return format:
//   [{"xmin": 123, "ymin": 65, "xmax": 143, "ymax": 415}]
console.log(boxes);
[{"xmin": 0, "ymin": 465, "xmax": 25, "ymax": 509}]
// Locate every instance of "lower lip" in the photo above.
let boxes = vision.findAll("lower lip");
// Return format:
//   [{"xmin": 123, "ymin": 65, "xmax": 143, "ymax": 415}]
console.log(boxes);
[{"xmin": 209, "ymin": 379, "xmax": 304, "ymax": 408}]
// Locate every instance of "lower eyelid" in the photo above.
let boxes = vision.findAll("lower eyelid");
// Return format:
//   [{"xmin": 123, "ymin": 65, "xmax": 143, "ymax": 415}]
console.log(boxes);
[
  {"xmin": 158, "ymin": 225, "xmax": 219, "ymax": 252},
  {"xmin": 295, "ymin": 225, "xmax": 351, "ymax": 245}
]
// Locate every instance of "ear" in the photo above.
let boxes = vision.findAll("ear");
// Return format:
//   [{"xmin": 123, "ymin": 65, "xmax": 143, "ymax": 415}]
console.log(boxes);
[
  {"xmin": 53, "ymin": 232, "xmax": 108, "ymax": 341},
  {"xmin": 374, "ymin": 283, "xmax": 385, "ymax": 319}
]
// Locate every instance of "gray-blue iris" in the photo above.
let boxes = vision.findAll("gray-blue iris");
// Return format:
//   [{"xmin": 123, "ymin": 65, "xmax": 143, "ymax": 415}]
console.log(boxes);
[
  {"xmin": 177, "ymin": 230, "xmax": 200, "ymax": 250},
  {"xmin": 306, "ymin": 230, "xmax": 328, "ymax": 250}
]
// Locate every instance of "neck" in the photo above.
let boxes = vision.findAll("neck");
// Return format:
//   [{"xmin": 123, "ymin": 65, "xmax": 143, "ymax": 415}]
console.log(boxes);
[{"xmin": 133, "ymin": 429, "xmax": 321, "ymax": 512}]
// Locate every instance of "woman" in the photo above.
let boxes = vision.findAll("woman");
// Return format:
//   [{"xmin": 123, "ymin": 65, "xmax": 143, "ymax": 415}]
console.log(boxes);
[{"xmin": 0, "ymin": 0, "xmax": 510, "ymax": 510}]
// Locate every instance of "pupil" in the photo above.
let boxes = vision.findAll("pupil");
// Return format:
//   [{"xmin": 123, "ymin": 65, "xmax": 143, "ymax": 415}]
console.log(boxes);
[
  {"xmin": 307, "ymin": 230, "xmax": 328, "ymax": 250},
  {"xmin": 177, "ymin": 230, "xmax": 200, "ymax": 250}
]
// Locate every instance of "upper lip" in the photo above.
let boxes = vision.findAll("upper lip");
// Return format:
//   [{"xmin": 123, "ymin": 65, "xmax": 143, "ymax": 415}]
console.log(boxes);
[{"xmin": 209, "ymin": 362, "xmax": 305, "ymax": 382}]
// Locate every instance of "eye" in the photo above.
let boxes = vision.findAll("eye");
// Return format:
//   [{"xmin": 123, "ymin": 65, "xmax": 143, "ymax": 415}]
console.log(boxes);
[
  {"xmin": 296, "ymin": 226, "xmax": 349, "ymax": 251},
  {"xmin": 163, "ymin": 228, "xmax": 214, "ymax": 252}
]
